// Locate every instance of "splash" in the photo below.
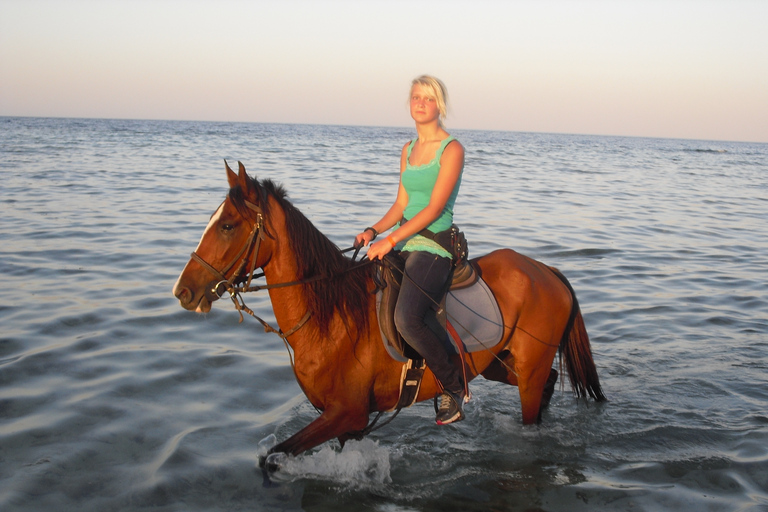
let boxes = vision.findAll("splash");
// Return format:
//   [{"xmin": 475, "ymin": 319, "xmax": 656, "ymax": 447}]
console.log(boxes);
[{"xmin": 257, "ymin": 436, "xmax": 392, "ymax": 488}]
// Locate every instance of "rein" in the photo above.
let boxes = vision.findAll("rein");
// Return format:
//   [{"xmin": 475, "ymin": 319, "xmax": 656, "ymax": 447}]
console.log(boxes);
[{"xmin": 230, "ymin": 254, "xmax": 372, "ymax": 346}]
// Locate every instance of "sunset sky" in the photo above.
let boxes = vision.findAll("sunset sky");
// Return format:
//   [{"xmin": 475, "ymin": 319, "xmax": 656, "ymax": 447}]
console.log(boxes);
[{"xmin": 2, "ymin": 0, "xmax": 767, "ymax": 142}]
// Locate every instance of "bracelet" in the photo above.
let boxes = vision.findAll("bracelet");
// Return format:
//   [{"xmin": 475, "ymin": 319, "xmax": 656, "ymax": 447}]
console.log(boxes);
[
  {"xmin": 364, "ymin": 227, "xmax": 378, "ymax": 240},
  {"xmin": 386, "ymin": 235, "xmax": 397, "ymax": 248}
]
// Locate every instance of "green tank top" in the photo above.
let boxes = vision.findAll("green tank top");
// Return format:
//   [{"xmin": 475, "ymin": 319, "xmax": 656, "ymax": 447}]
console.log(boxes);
[{"xmin": 398, "ymin": 136, "xmax": 463, "ymax": 257}]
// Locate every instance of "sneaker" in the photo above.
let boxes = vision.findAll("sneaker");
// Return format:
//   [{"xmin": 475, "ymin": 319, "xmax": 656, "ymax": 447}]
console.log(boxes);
[{"xmin": 435, "ymin": 390, "xmax": 465, "ymax": 425}]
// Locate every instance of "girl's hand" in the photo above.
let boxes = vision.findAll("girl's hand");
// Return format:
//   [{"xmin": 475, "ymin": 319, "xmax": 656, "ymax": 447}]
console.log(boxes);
[
  {"xmin": 367, "ymin": 235, "xmax": 398, "ymax": 260},
  {"xmin": 366, "ymin": 239, "xmax": 393, "ymax": 260},
  {"xmin": 354, "ymin": 229, "xmax": 375, "ymax": 248}
]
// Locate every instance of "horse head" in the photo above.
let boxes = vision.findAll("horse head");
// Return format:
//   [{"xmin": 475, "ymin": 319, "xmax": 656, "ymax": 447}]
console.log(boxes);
[{"xmin": 172, "ymin": 161, "xmax": 271, "ymax": 313}]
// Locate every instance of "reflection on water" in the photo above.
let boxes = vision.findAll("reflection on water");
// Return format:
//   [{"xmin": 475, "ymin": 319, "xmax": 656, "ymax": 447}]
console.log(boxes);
[{"xmin": 1, "ymin": 117, "xmax": 767, "ymax": 511}]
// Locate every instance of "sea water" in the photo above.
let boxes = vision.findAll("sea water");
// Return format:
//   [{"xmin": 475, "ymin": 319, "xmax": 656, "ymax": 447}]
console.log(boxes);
[{"xmin": 1, "ymin": 117, "xmax": 767, "ymax": 511}]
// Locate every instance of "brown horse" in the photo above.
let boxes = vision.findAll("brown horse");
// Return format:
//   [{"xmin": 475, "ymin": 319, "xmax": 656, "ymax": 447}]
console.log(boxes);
[{"xmin": 173, "ymin": 161, "xmax": 605, "ymax": 459}]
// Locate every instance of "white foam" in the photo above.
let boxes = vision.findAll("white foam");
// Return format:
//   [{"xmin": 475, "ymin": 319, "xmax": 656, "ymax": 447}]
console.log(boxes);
[{"xmin": 259, "ymin": 437, "xmax": 392, "ymax": 487}]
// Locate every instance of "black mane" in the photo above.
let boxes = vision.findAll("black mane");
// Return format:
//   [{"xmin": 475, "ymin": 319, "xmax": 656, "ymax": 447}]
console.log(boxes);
[{"xmin": 229, "ymin": 177, "xmax": 373, "ymax": 339}]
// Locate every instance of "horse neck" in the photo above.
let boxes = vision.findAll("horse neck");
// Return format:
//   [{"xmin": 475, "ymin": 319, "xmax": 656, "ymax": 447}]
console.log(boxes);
[
  {"xmin": 257, "ymin": 201, "xmax": 314, "ymax": 345},
  {"xmin": 255, "ymin": 193, "xmax": 375, "ymax": 361}
]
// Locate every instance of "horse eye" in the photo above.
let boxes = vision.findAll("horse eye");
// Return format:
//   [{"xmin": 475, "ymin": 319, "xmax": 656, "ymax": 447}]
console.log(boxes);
[{"xmin": 221, "ymin": 223, "xmax": 234, "ymax": 232}]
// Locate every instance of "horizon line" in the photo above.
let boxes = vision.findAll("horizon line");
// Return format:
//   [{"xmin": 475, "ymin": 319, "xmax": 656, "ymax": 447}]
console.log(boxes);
[{"xmin": 3, "ymin": 114, "xmax": 765, "ymax": 145}]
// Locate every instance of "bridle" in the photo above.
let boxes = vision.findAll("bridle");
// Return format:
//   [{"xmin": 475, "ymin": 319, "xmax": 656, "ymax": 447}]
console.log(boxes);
[
  {"xmin": 189, "ymin": 198, "xmax": 266, "ymax": 311},
  {"xmin": 187, "ymin": 197, "xmax": 309, "ymax": 337},
  {"xmin": 187, "ymin": 196, "xmax": 361, "ymax": 339}
]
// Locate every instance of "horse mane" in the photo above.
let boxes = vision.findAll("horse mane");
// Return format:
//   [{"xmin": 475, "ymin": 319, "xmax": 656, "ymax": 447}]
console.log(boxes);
[{"xmin": 229, "ymin": 177, "xmax": 373, "ymax": 339}]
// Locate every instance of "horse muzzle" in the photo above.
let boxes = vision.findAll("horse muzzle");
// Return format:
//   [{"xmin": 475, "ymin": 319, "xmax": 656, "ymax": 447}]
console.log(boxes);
[{"xmin": 172, "ymin": 279, "xmax": 217, "ymax": 313}]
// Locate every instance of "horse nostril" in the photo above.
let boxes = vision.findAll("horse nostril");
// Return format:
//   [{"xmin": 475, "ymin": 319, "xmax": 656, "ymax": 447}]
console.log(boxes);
[{"xmin": 175, "ymin": 286, "xmax": 193, "ymax": 306}]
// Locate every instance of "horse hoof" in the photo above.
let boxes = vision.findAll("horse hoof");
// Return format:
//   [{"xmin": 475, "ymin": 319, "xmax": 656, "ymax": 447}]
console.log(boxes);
[{"xmin": 263, "ymin": 452, "xmax": 287, "ymax": 473}]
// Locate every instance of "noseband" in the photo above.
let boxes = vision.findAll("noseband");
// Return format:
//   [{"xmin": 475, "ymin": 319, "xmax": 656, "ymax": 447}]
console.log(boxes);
[{"xmin": 189, "ymin": 198, "xmax": 266, "ymax": 306}]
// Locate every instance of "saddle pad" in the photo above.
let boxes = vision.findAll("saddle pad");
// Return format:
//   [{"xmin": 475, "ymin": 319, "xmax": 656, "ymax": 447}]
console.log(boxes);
[
  {"xmin": 445, "ymin": 277, "xmax": 504, "ymax": 353},
  {"xmin": 378, "ymin": 277, "xmax": 504, "ymax": 363}
]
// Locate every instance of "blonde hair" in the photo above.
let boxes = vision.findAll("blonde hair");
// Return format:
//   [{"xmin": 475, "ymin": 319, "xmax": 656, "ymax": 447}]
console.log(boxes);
[{"xmin": 410, "ymin": 75, "xmax": 449, "ymax": 126}]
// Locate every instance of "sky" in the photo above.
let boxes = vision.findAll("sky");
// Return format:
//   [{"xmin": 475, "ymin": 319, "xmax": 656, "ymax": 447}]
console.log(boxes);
[{"xmin": 2, "ymin": 0, "xmax": 767, "ymax": 143}]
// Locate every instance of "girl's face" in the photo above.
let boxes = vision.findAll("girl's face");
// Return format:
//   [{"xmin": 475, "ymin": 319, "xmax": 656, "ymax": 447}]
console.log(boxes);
[{"xmin": 410, "ymin": 84, "xmax": 440, "ymax": 125}]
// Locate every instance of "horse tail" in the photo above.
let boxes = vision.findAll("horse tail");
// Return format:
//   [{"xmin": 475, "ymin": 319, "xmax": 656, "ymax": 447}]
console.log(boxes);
[{"xmin": 549, "ymin": 267, "xmax": 607, "ymax": 402}]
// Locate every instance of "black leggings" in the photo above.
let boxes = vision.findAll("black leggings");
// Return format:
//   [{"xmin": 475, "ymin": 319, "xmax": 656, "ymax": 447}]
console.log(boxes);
[{"xmin": 394, "ymin": 251, "xmax": 462, "ymax": 393}]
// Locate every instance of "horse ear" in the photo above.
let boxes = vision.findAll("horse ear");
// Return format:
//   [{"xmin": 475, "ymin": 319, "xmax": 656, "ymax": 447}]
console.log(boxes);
[
  {"xmin": 225, "ymin": 160, "xmax": 238, "ymax": 188},
  {"xmin": 236, "ymin": 161, "xmax": 259, "ymax": 201}
]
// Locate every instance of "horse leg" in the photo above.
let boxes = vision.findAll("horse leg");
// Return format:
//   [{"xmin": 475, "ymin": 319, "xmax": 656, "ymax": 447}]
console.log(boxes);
[
  {"xmin": 514, "ymin": 345, "xmax": 561, "ymax": 424},
  {"xmin": 266, "ymin": 405, "xmax": 370, "ymax": 462},
  {"xmin": 540, "ymin": 368, "xmax": 558, "ymax": 410},
  {"xmin": 481, "ymin": 350, "xmax": 558, "ymax": 420}
]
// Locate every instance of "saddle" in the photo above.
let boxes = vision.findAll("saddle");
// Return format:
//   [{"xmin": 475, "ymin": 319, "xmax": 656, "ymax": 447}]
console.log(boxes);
[
  {"xmin": 374, "ymin": 245, "xmax": 483, "ymax": 412},
  {"xmin": 374, "ymin": 254, "xmax": 478, "ymax": 362}
]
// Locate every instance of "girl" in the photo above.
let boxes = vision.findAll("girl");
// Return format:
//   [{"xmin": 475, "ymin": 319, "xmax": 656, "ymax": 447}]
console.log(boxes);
[{"xmin": 355, "ymin": 75, "xmax": 466, "ymax": 425}]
